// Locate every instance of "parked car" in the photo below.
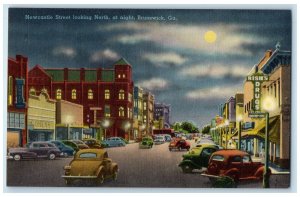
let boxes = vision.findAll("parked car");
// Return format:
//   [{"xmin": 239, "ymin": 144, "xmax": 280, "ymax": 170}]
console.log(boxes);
[
  {"xmin": 103, "ymin": 137, "xmax": 126, "ymax": 147},
  {"xmin": 8, "ymin": 141, "xmax": 62, "ymax": 161},
  {"xmin": 196, "ymin": 138, "xmax": 216, "ymax": 146},
  {"xmin": 163, "ymin": 134, "xmax": 172, "ymax": 142},
  {"xmin": 82, "ymin": 139, "xmax": 103, "ymax": 149},
  {"xmin": 62, "ymin": 140, "xmax": 89, "ymax": 152},
  {"xmin": 201, "ymin": 149, "xmax": 271, "ymax": 183},
  {"xmin": 49, "ymin": 140, "xmax": 75, "ymax": 156},
  {"xmin": 139, "ymin": 137, "xmax": 154, "ymax": 149},
  {"xmin": 178, "ymin": 144, "xmax": 219, "ymax": 173},
  {"xmin": 169, "ymin": 139, "xmax": 190, "ymax": 151},
  {"xmin": 62, "ymin": 149, "xmax": 118, "ymax": 185},
  {"xmin": 153, "ymin": 135, "xmax": 165, "ymax": 145},
  {"xmin": 119, "ymin": 137, "xmax": 129, "ymax": 144}
]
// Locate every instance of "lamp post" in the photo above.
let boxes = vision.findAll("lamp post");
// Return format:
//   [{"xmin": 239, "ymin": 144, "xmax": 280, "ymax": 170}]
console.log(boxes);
[
  {"xmin": 262, "ymin": 95, "xmax": 276, "ymax": 188},
  {"xmin": 224, "ymin": 120, "xmax": 229, "ymax": 149},
  {"xmin": 102, "ymin": 119, "xmax": 110, "ymax": 140},
  {"xmin": 236, "ymin": 115, "xmax": 243, "ymax": 150}
]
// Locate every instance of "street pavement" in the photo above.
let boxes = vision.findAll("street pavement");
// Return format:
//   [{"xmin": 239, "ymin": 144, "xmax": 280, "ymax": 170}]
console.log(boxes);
[{"xmin": 6, "ymin": 141, "xmax": 290, "ymax": 188}]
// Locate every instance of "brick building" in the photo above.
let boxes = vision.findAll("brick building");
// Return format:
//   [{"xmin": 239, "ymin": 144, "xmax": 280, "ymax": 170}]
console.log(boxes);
[
  {"xmin": 28, "ymin": 58, "xmax": 134, "ymax": 138},
  {"xmin": 7, "ymin": 55, "xmax": 28, "ymax": 148}
]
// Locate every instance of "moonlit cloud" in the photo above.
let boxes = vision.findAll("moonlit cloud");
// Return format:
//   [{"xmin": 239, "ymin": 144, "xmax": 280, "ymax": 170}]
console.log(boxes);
[
  {"xmin": 143, "ymin": 52, "xmax": 187, "ymax": 67},
  {"xmin": 180, "ymin": 64, "xmax": 250, "ymax": 78},
  {"xmin": 90, "ymin": 49, "xmax": 119, "ymax": 63},
  {"xmin": 52, "ymin": 46, "xmax": 76, "ymax": 58},
  {"xmin": 186, "ymin": 85, "xmax": 243, "ymax": 100},
  {"xmin": 104, "ymin": 22, "xmax": 268, "ymax": 56},
  {"xmin": 136, "ymin": 78, "xmax": 170, "ymax": 91}
]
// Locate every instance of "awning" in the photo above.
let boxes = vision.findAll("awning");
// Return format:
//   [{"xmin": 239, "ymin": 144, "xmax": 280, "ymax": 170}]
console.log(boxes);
[{"xmin": 242, "ymin": 116, "xmax": 280, "ymax": 143}]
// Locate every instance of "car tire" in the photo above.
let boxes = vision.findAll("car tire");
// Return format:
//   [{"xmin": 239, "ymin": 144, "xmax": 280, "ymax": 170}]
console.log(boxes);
[
  {"xmin": 13, "ymin": 154, "xmax": 21, "ymax": 161},
  {"xmin": 181, "ymin": 165, "xmax": 193, "ymax": 173},
  {"xmin": 48, "ymin": 153, "xmax": 56, "ymax": 160},
  {"xmin": 97, "ymin": 172, "xmax": 105, "ymax": 185},
  {"xmin": 112, "ymin": 169, "xmax": 118, "ymax": 181}
]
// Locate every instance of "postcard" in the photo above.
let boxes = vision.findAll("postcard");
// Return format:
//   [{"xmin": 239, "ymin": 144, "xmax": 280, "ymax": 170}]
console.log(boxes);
[{"xmin": 6, "ymin": 7, "xmax": 292, "ymax": 189}]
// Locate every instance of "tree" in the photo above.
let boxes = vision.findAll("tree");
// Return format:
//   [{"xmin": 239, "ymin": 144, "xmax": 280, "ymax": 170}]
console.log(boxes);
[
  {"xmin": 181, "ymin": 121, "xmax": 199, "ymax": 133},
  {"xmin": 201, "ymin": 125, "xmax": 211, "ymax": 134}
]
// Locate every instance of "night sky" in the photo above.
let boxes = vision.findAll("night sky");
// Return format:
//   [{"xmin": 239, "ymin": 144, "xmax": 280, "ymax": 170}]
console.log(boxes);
[{"xmin": 8, "ymin": 8, "xmax": 292, "ymax": 128}]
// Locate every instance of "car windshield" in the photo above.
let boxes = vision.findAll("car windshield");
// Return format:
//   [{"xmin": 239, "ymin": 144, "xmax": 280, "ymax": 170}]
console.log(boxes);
[{"xmin": 79, "ymin": 153, "xmax": 97, "ymax": 158}]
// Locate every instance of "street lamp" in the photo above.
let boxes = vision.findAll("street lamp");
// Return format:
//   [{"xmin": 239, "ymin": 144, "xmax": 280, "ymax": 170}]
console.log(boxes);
[
  {"xmin": 124, "ymin": 122, "xmax": 131, "ymax": 141},
  {"xmin": 236, "ymin": 115, "xmax": 243, "ymax": 150},
  {"xmin": 102, "ymin": 119, "xmax": 110, "ymax": 140},
  {"xmin": 262, "ymin": 95, "xmax": 276, "ymax": 188},
  {"xmin": 224, "ymin": 120, "xmax": 229, "ymax": 149}
]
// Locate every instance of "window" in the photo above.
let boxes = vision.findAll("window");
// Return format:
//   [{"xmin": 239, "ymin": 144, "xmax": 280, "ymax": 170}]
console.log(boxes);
[
  {"xmin": 211, "ymin": 155, "xmax": 224, "ymax": 161},
  {"xmin": 134, "ymin": 99, "xmax": 138, "ymax": 107},
  {"xmin": 128, "ymin": 93, "xmax": 132, "ymax": 102},
  {"xmin": 118, "ymin": 74, "xmax": 121, "ymax": 78},
  {"xmin": 274, "ymin": 83, "xmax": 277, "ymax": 98},
  {"xmin": 119, "ymin": 89, "xmax": 125, "ymax": 100},
  {"xmin": 242, "ymin": 155, "xmax": 251, "ymax": 163},
  {"xmin": 231, "ymin": 156, "xmax": 242, "ymax": 162},
  {"xmin": 127, "ymin": 107, "xmax": 130, "ymax": 118},
  {"xmin": 71, "ymin": 89, "xmax": 77, "ymax": 99},
  {"xmin": 105, "ymin": 105, "xmax": 111, "ymax": 117},
  {"xmin": 56, "ymin": 89, "xmax": 62, "ymax": 100},
  {"xmin": 144, "ymin": 102, "xmax": 147, "ymax": 110},
  {"xmin": 79, "ymin": 153, "xmax": 97, "ymax": 158},
  {"xmin": 119, "ymin": 107, "xmax": 125, "ymax": 117},
  {"xmin": 105, "ymin": 89, "xmax": 110, "ymax": 100},
  {"xmin": 143, "ymin": 115, "xmax": 147, "ymax": 123},
  {"xmin": 122, "ymin": 74, "xmax": 126, "ymax": 78},
  {"xmin": 8, "ymin": 76, "xmax": 13, "ymax": 105},
  {"xmin": 88, "ymin": 89, "xmax": 93, "ymax": 100}
]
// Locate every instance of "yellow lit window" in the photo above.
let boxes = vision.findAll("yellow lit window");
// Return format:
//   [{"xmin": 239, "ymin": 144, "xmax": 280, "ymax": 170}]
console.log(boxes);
[
  {"xmin": 105, "ymin": 89, "xmax": 110, "ymax": 99},
  {"xmin": 29, "ymin": 87, "xmax": 36, "ymax": 95},
  {"xmin": 71, "ymin": 89, "xmax": 77, "ymax": 99},
  {"xmin": 119, "ymin": 89, "xmax": 125, "ymax": 100},
  {"xmin": 119, "ymin": 107, "xmax": 125, "ymax": 117},
  {"xmin": 122, "ymin": 74, "xmax": 126, "ymax": 78},
  {"xmin": 56, "ymin": 89, "xmax": 62, "ymax": 100},
  {"xmin": 8, "ymin": 76, "xmax": 13, "ymax": 105},
  {"xmin": 88, "ymin": 89, "xmax": 93, "ymax": 100}
]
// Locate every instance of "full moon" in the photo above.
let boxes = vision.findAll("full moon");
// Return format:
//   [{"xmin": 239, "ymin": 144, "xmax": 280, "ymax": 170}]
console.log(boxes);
[{"xmin": 204, "ymin": 31, "xmax": 217, "ymax": 43}]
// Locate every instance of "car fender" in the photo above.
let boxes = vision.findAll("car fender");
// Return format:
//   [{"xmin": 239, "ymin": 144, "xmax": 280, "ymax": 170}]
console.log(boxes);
[
  {"xmin": 224, "ymin": 168, "xmax": 240, "ymax": 179},
  {"xmin": 178, "ymin": 160, "xmax": 200, "ymax": 168},
  {"xmin": 110, "ymin": 163, "xmax": 118, "ymax": 174},
  {"xmin": 254, "ymin": 166, "xmax": 271, "ymax": 178},
  {"xmin": 96, "ymin": 166, "xmax": 105, "ymax": 177}
]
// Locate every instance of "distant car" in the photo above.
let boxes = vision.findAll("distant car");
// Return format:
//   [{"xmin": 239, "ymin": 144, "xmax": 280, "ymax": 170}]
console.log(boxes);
[
  {"xmin": 82, "ymin": 139, "xmax": 103, "ymax": 149},
  {"xmin": 153, "ymin": 135, "xmax": 165, "ymax": 145},
  {"xmin": 163, "ymin": 134, "xmax": 172, "ymax": 142},
  {"xmin": 119, "ymin": 137, "xmax": 129, "ymax": 144},
  {"xmin": 139, "ymin": 137, "xmax": 154, "ymax": 149},
  {"xmin": 103, "ymin": 137, "xmax": 126, "ymax": 147},
  {"xmin": 62, "ymin": 140, "xmax": 89, "ymax": 152},
  {"xmin": 201, "ymin": 149, "xmax": 271, "ymax": 183},
  {"xmin": 178, "ymin": 144, "xmax": 219, "ymax": 173},
  {"xmin": 169, "ymin": 139, "xmax": 190, "ymax": 151},
  {"xmin": 49, "ymin": 140, "xmax": 75, "ymax": 157},
  {"xmin": 8, "ymin": 141, "xmax": 62, "ymax": 161},
  {"xmin": 62, "ymin": 149, "xmax": 118, "ymax": 185}
]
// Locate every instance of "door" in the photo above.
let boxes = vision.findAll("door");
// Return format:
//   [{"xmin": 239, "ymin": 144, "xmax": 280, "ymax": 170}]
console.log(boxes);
[{"xmin": 241, "ymin": 155, "xmax": 256, "ymax": 178}]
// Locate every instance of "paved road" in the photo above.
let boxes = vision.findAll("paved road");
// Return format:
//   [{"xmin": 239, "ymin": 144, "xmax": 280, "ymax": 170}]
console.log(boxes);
[{"xmin": 6, "ymin": 141, "xmax": 290, "ymax": 188}]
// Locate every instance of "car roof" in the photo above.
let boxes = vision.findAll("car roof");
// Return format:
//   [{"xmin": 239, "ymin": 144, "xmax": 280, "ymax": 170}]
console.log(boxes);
[
  {"xmin": 212, "ymin": 149, "xmax": 249, "ymax": 157},
  {"xmin": 76, "ymin": 148, "xmax": 107, "ymax": 155}
]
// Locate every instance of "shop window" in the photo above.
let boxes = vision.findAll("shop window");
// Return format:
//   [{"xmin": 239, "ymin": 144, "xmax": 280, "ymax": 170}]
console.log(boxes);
[
  {"xmin": 119, "ymin": 107, "xmax": 125, "ymax": 117},
  {"xmin": 56, "ymin": 89, "xmax": 62, "ymax": 100},
  {"xmin": 8, "ymin": 76, "xmax": 13, "ymax": 105},
  {"xmin": 119, "ymin": 89, "xmax": 125, "ymax": 100},
  {"xmin": 72, "ymin": 89, "xmax": 77, "ymax": 100},
  {"xmin": 88, "ymin": 89, "xmax": 93, "ymax": 100},
  {"xmin": 105, "ymin": 89, "xmax": 110, "ymax": 100}
]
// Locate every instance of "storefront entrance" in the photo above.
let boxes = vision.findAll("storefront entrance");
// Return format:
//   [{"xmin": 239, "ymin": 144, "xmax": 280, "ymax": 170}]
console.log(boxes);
[
  {"xmin": 7, "ymin": 130, "xmax": 22, "ymax": 148},
  {"xmin": 29, "ymin": 130, "xmax": 54, "ymax": 142}
]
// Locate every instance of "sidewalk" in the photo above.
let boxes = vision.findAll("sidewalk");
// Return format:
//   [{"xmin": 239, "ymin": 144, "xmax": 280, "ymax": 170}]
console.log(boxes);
[{"xmin": 251, "ymin": 156, "xmax": 290, "ymax": 175}]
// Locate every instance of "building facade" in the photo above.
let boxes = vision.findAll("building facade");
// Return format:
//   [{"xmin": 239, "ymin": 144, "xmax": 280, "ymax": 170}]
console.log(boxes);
[
  {"xmin": 133, "ymin": 86, "xmax": 144, "ymax": 139},
  {"xmin": 142, "ymin": 92, "xmax": 154, "ymax": 136},
  {"xmin": 28, "ymin": 58, "xmax": 134, "ymax": 139},
  {"xmin": 27, "ymin": 89, "xmax": 56, "ymax": 142},
  {"xmin": 56, "ymin": 100, "xmax": 85, "ymax": 140},
  {"xmin": 154, "ymin": 103, "xmax": 171, "ymax": 128},
  {"xmin": 7, "ymin": 55, "xmax": 28, "ymax": 148}
]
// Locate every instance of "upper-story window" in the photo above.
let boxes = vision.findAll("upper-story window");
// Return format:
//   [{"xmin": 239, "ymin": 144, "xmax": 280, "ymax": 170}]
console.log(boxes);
[
  {"xmin": 118, "ymin": 74, "xmax": 121, "ymax": 78},
  {"xmin": 71, "ymin": 89, "xmax": 77, "ymax": 100},
  {"xmin": 144, "ymin": 102, "xmax": 147, "ymax": 110},
  {"xmin": 88, "ymin": 89, "xmax": 93, "ymax": 100},
  {"xmin": 56, "ymin": 89, "xmax": 62, "ymax": 100},
  {"xmin": 105, "ymin": 89, "xmax": 110, "ymax": 100},
  {"xmin": 119, "ymin": 107, "xmax": 125, "ymax": 117},
  {"xmin": 119, "ymin": 89, "xmax": 125, "ymax": 100},
  {"xmin": 122, "ymin": 74, "xmax": 126, "ymax": 78},
  {"xmin": 8, "ymin": 76, "xmax": 13, "ymax": 106}
]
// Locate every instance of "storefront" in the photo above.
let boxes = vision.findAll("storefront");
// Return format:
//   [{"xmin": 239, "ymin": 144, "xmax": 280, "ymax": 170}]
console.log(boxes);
[
  {"xmin": 7, "ymin": 112, "xmax": 26, "ymax": 147},
  {"xmin": 27, "ymin": 90, "xmax": 56, "ymax": 142}
]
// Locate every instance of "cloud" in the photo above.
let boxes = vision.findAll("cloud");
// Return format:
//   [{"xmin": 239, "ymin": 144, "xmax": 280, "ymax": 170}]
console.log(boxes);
[
  {"xmin": 186, "ymin": 85, "xmax": 243, "ymax": 100},
  {"xmin": 104, "ymin": 22, "xmax": 268, "ymax": 56},
  {"xmin": 143, "ymin": 52, "xmax": 187, "ymax": 67},
  {"xmin": 136, "ymin": 78, "xmax": 170, "ymax": 91},
  {"xmin": 180, "ymin": 64, "xmax": 250, "ymax": 78},
  {"xmin": 52, "ymin": 46, "xmax": 76, "ymax": 58},
  {"xmin": 90, "ymin": 49, "xmax": 119, "ymax": 63}
]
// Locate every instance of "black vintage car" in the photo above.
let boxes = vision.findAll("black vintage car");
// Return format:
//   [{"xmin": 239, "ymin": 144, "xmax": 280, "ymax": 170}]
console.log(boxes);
[{"xmin": 8, "ymin": 141, "xmax": 62, "ymax": 161}]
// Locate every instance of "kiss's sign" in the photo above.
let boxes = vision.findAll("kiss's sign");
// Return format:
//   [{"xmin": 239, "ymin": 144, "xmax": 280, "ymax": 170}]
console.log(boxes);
[{"xmin": 247, "ymin": 72, "xmax": 269, "ymax": 116}]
